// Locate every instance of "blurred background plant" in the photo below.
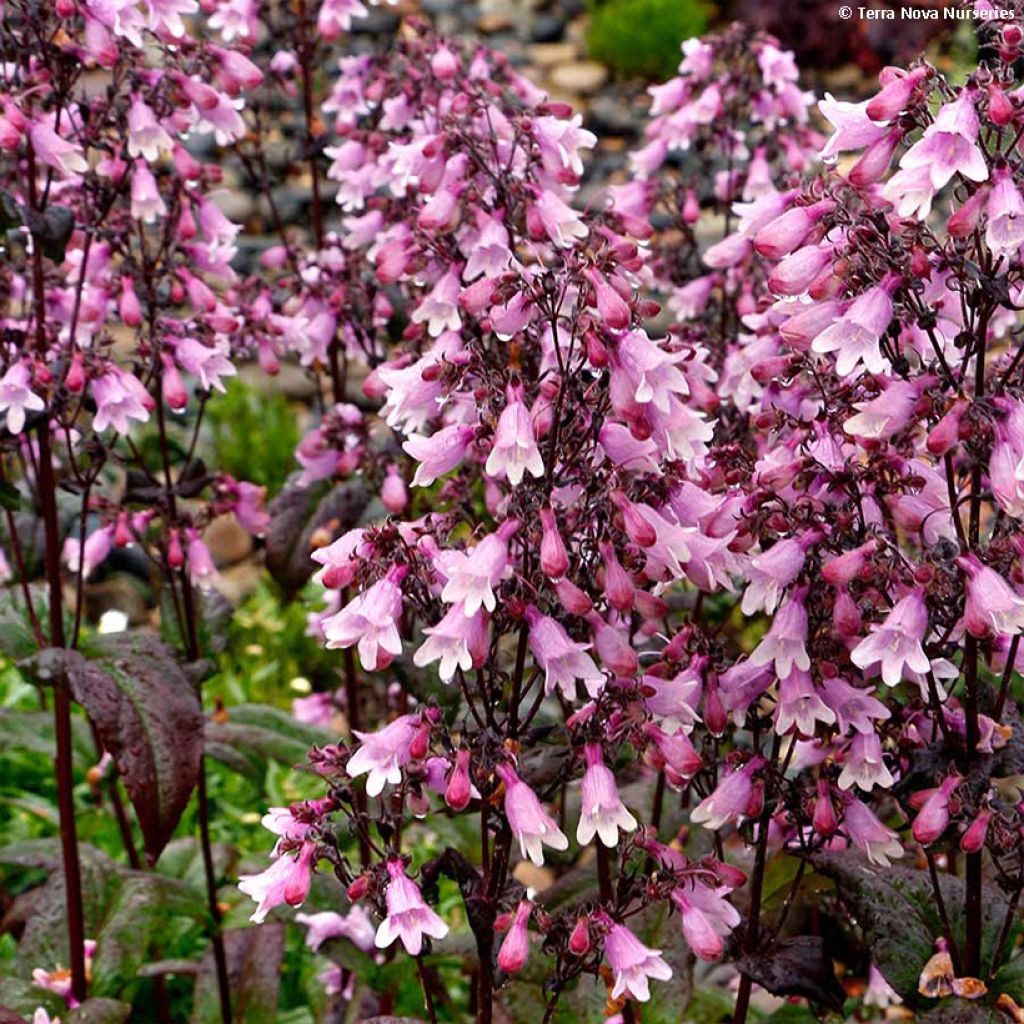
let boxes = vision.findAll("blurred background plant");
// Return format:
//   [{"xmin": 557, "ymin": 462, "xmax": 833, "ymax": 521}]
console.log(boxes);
[{"xmin": 586, "ymin": 0, "xmax": 711, "ymax": 79}]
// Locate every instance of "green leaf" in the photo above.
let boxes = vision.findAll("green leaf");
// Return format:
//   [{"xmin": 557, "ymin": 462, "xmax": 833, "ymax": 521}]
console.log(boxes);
[
  {"xmin": 204, "ymin": 703, "xmax": 334, "ymax": 780},
  {"xmin": 0, "ymin": 482, "xmax": 21, "ymax": 512},
  {"xmin": 0, "ymin": 708, "xmax": 94, "ymax": 766},
  {"xmin": 191, "ymin": 925, "xmax": 285, "ymax": 1024},
  {"xmin": 0, "ymin": 589, "xmax": 44, "ymax": 662},
  {"xmin": 66, "ymin": 999, "xmax": 132, "ymax": 1024},
  {"xmin": 90, "ymin": 872, "xmax": 208, "ymax": 994}
]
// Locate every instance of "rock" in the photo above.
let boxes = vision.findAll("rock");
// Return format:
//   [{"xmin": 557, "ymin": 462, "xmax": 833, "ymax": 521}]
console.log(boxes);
[
  {"xmin": 477, "ymin": 12, "xmax": 513, "ymax": 32},
  {"xmin": 530, "ymin": 13, "xmax": 567, "ymax": 43},
  {"xmin": 204, "ymin": 515, "xmax": 254, "ymax": 567},
  {"xmin": 214, "ymin": 561, "xmax": 264, "ymax": 606},
  {"xmin": 85, "ymin": 576, "xmax": 150, "ymax": 627},
  {"xmin": 350, "ymin": 7, "xmax": 400, "ymax": 33},
  {"xmin": 587, "ymin": 95, "xmax": 641, "ymax": 138},
  {"xmin": 550, "ymin": 60, "xmax": 608, "ymax": 95},
  {"xmin": 527, "ymin": 42, "xmax": 577, "ymax": 68}
]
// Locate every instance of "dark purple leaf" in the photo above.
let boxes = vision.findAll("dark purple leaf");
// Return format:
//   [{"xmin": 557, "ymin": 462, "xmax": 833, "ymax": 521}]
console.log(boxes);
[
  {"xmin": 736, "ymin": 935, "xmax": 845, "ymax": 1013},
  {"xmin": 191, "ymin": 926, "xmax": 284, "ymax": 1024},
  {"xmin": 265, "ymin": 477, "xmax": 369, "ymax": 598},
  {"xmin": 26, "ymin": 636, "xmax": 203, "ymax": 862}
]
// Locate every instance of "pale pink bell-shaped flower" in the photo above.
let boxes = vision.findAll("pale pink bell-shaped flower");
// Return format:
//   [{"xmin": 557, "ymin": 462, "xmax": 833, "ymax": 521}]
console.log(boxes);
[
  {"xmin": 670, "ymin": 879, "xmax": 741, "ymax": 961},
  {"xmin": 526, "ymin": 606, "xmax": 604, "ymax": 699},
  {"xmin": 811, "ymin": 277, "xmax": 897, "ymax": 377},
  {"xmin": 403, "ymin": 423, "xmax": 475, "ymax": 487},
  {"xmin": 576, "ymin": 743, "xmax": 638, "ymax": 847},
  {"xmin": 691, "ymin": 759, "xmax": 761, "ymax": 830},
  {"xmin": 842, "ymin": 794, "xmax": 903, "ymax": 866},
  {"xmin": 437, "ymin": 520, "xmax": 517, "ymax": 616},
  {"xmin": 322, "ymin": 566, "xmax": 406, "ymax": 671},
  {"xmin": 740, "ymin": 536, "xmax": 808, "ymax": 616},
  {"xmin": 130, "ymin": 165, "xmax": 167, "ymax": 224},
  {"xmin": 958, "ymin": 555, "xmax": 1024, "ymax": 638},
  {"xmin": 126, "ymin": 95, "xmax": 173, "ymax": 162},
  {"xmin": 986, "ymin": 167, "xmax": 1024, "ymax": 259},
  {"xmin": 748, "ymin": 586, "xmax": 810, "ymax": 678},
  {"xmin": 495, "ymin": 762, "xmax": 568, "ymax": 866},
  {"xmin": 91, "ymin": 369, "xmax": 152, "ymax": 434},
  {"xmin": 411, "ymin": 269, "xmax": 461, "ymax": 338},
  {"xmin": 598, "ymin": 914, "xmax": 673, "ymax": 1003},
  {"xmin": 850, "ymin": 590, "xmax": 931, "ymax": 687},
  {"xmin": 413, "ymin": 601, "xmax": 488, "ymax": 682},
  {"xmin": 774, "ymin": 668, "xmax": 836, "ymax": 736},
  {"xmin": 838, "ymin": 730, "xmax": 894, "ymax": 791},
  {"xmin": 238, "ymin": 841, "xmax": 315, "ymax": 922},
  {"xmin": 0, "ymin": 362, "xmax": 45, "ymax": 434},
  {"xmin": 345, "ymin": 713, "xmax": 420, "ymax": 797},
  {"xmin": 899, "ymin": 92, "xmax": 988, "ymax": 191},
  {"xmin": 374, "ymin": 859, "xmax": 449, "ymax": 956},
  {"xmin": 484, "ymin": 386, "xmax": 544, "ymax": 485}
]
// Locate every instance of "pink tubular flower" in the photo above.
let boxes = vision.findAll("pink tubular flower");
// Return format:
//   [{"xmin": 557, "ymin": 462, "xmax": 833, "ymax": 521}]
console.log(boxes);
[
  {"xmin": 296, "ymin": 906, "xmax": 376, "ymax": 953},
  {"xmin": 413, "ymin": 601, "xmax": 488, "ymax": 682},
  {"xmin": 811, "ymin": 277, "xmax": 897, "ymax": 377},
  {"xmin": 670, "ymin": 879, "xmax": 741, "ymax": 961},
  {"xmin": 322, "ymin": 566, "xmax": 405, "ymax": 670},
  {"xmin": 691, "ymin": 758, "xmax": 761, "ymax": 830},
  {"xmin": 484, "ymin": 386, "xmax": 544, "ymax": 485},
  {"xmin": 599, "ymin": 914, "xmax": 673, "ymax": 1003},
  {"xmin": 958, "ymin": 555, "xmax": 1024, "ymax": 638},
  {"xmin": 130, "ymin": 165, "xmax": 167, "ymax": 223},
  {"xmin": 238, "ymin": 841, "xmax": 315, "ymax": 922},
  {"xmin": 850, "ymin": 590, "xmax": 931, "ymax": 687},
  {"xmin": 539, "ymin": 507, "xmax": 569, "ymax": 579},
  {"xmin": 444, "ymin": 749, "xmax": 473, "ymax": 812},
  {"xmin": 741, "ymin": 536, "xmax": 808, "ymax": 615},
  {"xmin": 374, "ymin": 859, "xmax": 449, "ymax": 956},
  {"xmin": 497, "ymin": 901, "xmax": 532, "ymax": 974},
  {"xmin": 403, "ymin": 423, "xmax": 475, "ymax": 487},
  {"xmin": 345, "ymin": 714, "xmax": 420, "ymax": 797},
  {"xmin": 91, "ymin": 369, "xmax": 152, "ymax": 434},
  {"xmin": 899, "ymin": 92, "xmax": 988, "ymax": 191},
  {"xmin": 576, "ymin": 743, "xmax": 638, "ymax": 847},
  {"xmin": 842, "ymin": 795, "xmax": 903, "ymax": 866},
  {"xmin": 28, "ymin": 121, "xmax": 87, "ymax": 176},
  {"xmin": 437, "ymin": 522, "xmax": 517, "ymax": 615},
  {"xmin": 912, "ymin": 774, "xmax": 960, "ymax": 846},
  {"xmin": 838, "ymin": 730, "xmax": 894, "ymax": 791},
  {"xmin": 126, "ymin": 95, "xmax": 173, "ymax": 162},
  {"xmin": 186, "ymin": 530, "xmax": 218, "ymax": 590},
  {"xmin": 495, "ymin": 762, "xmax": 568, "ymax": 866},
  {"xmin": 0, "ymin": 363, "xmax": 45, "ymax": 434},
  {"xmin": 526, "ymin": 606, "xmax": 604, "ymax": 699},
  {"xmin": 411, "ymin": 269, "xmax": 461, "ymax": 338},
  {"xmin": 986, "ymin": 167, "xmax": 1024, "ymax": 260},
  {"xmin": 748, "ymin": 586, "xmax": 810, "ymax": 678}
]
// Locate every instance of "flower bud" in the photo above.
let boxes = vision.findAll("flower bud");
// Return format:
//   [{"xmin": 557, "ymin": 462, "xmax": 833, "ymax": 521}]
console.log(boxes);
[
  {"xmin": 568, "ymin": 915, "xmax": 590, "ymax": 955},
  {"xmin": 445, "ymin": 750, "xmax": 472, "ymax": 812},
  {"xmin": 540, "ymin": 507, "xmax": 569, "ymax": 580}
]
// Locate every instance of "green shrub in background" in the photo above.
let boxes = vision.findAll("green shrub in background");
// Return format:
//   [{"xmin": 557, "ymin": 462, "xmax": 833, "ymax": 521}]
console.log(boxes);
[
  {"xmin": 586, "ymin": 0, "xmax": 710, "ymax": 81},
  {"xmin": 206, "ymin": 377, "xmax": 302, "ymax": 496}
]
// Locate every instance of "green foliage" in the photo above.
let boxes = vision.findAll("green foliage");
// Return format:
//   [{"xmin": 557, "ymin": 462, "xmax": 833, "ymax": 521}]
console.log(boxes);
[
  {"xmin": 205, "ymin": 377, "xmax": 302, "ymax": 495},
  {"xmin": 586, "ymin": 0, "xmax": 710, "ymax": 81}
]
